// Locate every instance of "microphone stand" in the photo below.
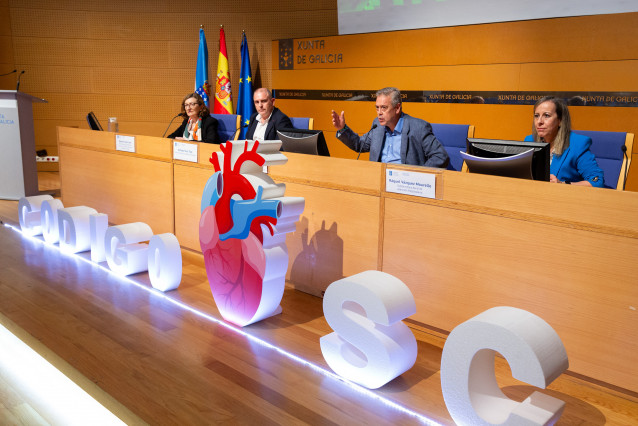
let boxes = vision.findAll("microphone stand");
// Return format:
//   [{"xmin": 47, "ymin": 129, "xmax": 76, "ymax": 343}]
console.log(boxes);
[
  {"xmin": 0, "ymin": 69, "xmax": 16, "ymax": 77},
  {"xmin": 163, "ymin": 113, "xmax": 185, "ymax": 138},
  {"xmin": 16, "ymin": 70, "xmax": 25, "ymax": 91},
  {"xmin": 234, "ymin": 124, "xmax": 249, "ymax": 141},
  {"xmin": 357, "ymin": 123, "xmax": 378, "ymax": 160}
]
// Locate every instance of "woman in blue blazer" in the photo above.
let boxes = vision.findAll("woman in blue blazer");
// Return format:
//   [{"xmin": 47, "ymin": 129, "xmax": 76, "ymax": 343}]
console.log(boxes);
[{"xmin": 525, "ymin": 96, "xmax": 604, "ymax": 187}]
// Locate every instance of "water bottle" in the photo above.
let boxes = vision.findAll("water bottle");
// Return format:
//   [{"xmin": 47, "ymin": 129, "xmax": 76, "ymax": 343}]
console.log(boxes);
[{"xmin": 108, "ymin": 117, "xmax": 119, "ymax": 132}]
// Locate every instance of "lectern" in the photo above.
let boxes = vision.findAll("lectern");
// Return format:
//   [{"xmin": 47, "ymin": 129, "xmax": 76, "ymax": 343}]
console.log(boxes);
[{"xmin": 0, "ymin": 90, "xmax": 47, "ymax": 200}]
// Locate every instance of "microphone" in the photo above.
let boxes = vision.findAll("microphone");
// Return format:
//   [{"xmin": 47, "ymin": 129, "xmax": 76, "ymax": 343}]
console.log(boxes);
[
  {"xmin": 162, "ymin": 113, "xmax": 186, "ymax": 138},
  {"xmin": 234, "ymin": 123, "xmax": 249, "ymax": 140},
  {"xmin": 16, "ymin": 70, "xmax": 25, "ymax": 91},
  {"xmin": 0, "ymin": 69, "xmax": 16, "ymax": 77},
  {"xmin": 357, "ymin": 123, "xmax": 377, "ymax": 160},
  {"xmin": 621, "ymin": 145, "xmax": 629, "ymax": 190}
]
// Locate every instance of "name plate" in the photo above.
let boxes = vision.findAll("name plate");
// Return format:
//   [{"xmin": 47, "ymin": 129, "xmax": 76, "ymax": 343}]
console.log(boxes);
[
  {"xmin": 115, "ymin": 135, "xmax": 136, "ymax": 153},
  {"xmin": 173, "ymin": 141, "xmax": 198, "ymax": 163},
  {"xmin": 386, "ymin": 169, "xmax": 436, "ymax": 199}
]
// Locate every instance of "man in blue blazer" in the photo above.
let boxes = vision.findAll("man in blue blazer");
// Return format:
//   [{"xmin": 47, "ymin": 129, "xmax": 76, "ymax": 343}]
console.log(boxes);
[{"xmin": 331, "ymin": 87, "xmax": 449, "ymax": 168}]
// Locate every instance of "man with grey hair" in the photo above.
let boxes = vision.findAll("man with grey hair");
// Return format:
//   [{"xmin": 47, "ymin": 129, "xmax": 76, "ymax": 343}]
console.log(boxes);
[
  {"xmin": 331, "ymin": 87, "xmax": 449, "ymax": 167},
  {"xmin": 245, "ymin": 88, "xmax": 293, "ymax": 141}
]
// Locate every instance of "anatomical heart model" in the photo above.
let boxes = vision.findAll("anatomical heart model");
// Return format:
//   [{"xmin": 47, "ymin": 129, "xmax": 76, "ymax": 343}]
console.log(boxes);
[{"xmin": 199, "ymin": 140, "xmax": 305, "ymax": 326}]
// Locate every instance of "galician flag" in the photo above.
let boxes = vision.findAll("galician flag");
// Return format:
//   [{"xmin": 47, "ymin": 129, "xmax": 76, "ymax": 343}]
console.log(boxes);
[
  {"xmin": 237, "ymin": 32, "xmax": 256, "ymax": 139},
  {"xmin": 213, "ymin": 26, "xmax": 233, "ymax": 114},
  {"xmin": 195, "ymin": 28, "xmax": 211, "ymax": 107}
]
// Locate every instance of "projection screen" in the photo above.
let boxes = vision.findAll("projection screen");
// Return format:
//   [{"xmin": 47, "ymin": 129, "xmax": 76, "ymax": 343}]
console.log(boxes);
[{"xmin": 338, "ymin": 0, "xmax": 638, "ymax": 35}]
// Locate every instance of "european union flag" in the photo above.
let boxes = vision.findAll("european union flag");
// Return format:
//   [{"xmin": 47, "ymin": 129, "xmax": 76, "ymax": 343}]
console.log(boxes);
[
  {"xmin": 237, "ymin": 32, "xmax": 256, "ymax": 139},
  {"xmin": 195, "ymin": 28, "xmax": 210, "ymax": 107}
]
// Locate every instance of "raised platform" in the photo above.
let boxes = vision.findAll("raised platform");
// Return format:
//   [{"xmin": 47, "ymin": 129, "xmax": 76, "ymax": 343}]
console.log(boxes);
[{"xmin": 1, "ymin": 178, "xmax": 637, "ymax": 424}]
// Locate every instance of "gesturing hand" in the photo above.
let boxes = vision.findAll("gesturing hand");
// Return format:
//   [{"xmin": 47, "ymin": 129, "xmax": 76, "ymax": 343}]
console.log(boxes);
[{"xmin": 331, "ymin": 110, "xmax": 346, "ymax": 131}]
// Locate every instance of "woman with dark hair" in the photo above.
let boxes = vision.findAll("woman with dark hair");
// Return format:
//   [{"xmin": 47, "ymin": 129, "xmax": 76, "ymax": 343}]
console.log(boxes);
[
  {"xmin": 168, "ymin": 93, "xmax": 220, "ymax": 144},
  {"xmin": 524, "ymin": 96, "xmax": 603, "ymax": 187}
]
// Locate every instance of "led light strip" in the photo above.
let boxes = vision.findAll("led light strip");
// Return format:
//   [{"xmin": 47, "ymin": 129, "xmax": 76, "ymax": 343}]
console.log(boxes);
[
  {"xmin": 4, "ymin": 223, "xmax": 441, "ymax": 425},
  {"xmin": 0, "ymin": 321, "xmax": 126, "ymax": 425}
]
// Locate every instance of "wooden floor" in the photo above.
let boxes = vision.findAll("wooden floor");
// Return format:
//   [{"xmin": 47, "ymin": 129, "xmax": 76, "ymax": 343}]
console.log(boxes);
[{"xmin": 0, "ymin": 173, "xmax": 637, "ymax": 425}]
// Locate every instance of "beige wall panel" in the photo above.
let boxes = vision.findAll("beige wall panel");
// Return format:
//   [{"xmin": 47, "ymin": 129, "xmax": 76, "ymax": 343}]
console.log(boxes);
[
  {"xmin": 34, "ymin": 120, "xmax": 83, "ymax": 153},
  {"xmin": 27, "ymin": 66, "xmax": 94, "ymax": 94},
  {"xmin": 196, "ymin": 142, "xmax": 221, "ymax": 165},
  {"xmin": 174, "ymin": 164, "xmax": 210, "ymax": 251},
  {"xmin": 12, "ymin": 38, "xmax": 176, "ymax": 67},
  {"xmin": 58, "ymin": 126, "xmax": 114, "ymax": 150},
  {"xmin": 11, "ymin": 0, "xmax": 336, "ymax": 13},
  {"xmin": 59, "ymin": 145, "xmax": 174, "ymax": 234},
  {"xmin": 274, "ymin": 64, "xmax": 524, "ymax": 90},
  {"xmin": 126, "ymin": 122, "xmax": 183, "ymax": 140},
  {"xmin": 10, "ymin": 8, "xmax": 334, "ymax": 42},
  {"xmin": 274, "ymin": 61, "xmax": 638, "ymax": 92},
  {"xmin": 32, "ymin": 94, "xmax": 179, "ymax": 121},
  {"xmin": 277, "ymin": 13, "xmax": 638, "ymax": 70},
  {"xmin": 569, "ymin": 106, "xmax": 638, "ymax": 140},
  {"xmin": 10, "ymin": 8, "xmax": 90, "ymax": 37},
  {"xmin": 89, "ymin": 68, "xmax": 193, "ymax": 96},
  {"xmin": 440, "ymin": 170, "xmax": 638, "ymax": 233},
  {"xmin": 382, "ymin": 197, "xmax": 638, "ymax": 391},
  {"xmin": 284, "ymin": 181, "xmax": 380, "ymax": 296},
  {"xmin": 0, "ymin": 73, "xmax": 16, "ymax": 91},
  {"xmin": 132, "ymin": 135, "xmax": 173, "ymax": 160},
  {"xmin": 0, "ymin": 2, "xmax": 13, "ymax": 90},
  {"xmin": 269, "ymin": 151, "xmax": 382, "ymax": 195},
  {"xmin": 10, "ymin": 0, "xmax": 184, "ymax": 14},
  {"xmin": 631, "ymin": 154, "xmax": 638, "ymax": 192},
  {"xmin": 519, "ymin": 60, "xmax": 638, "ymax": 91},
  {"xmin": 59, "ymin": 127, "xmax": 172, "ymax": 160},
  {"xmin": 0, "ymin": 10, "xmax": 11, "ymax": 36},
  {"xmin": 13, "ymin": 66, "xmax": 192, "ymax": 97}
]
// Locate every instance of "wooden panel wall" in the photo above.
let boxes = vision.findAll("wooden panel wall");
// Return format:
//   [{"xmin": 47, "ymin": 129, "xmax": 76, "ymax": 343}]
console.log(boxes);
[
  {"xmin": 58, "ymin": 127, "xmax": 175, "ymax": 235},
  {"xmin": 0, "ymin": 0, "xmax": 15, "ymax": 89},
  {"xmin": 5, "ymin": 0, "xmax": 338, "ymax": 168},
  {"xmin": 272, "ymin": 12, "xmax": 638, "ymax": 191}
]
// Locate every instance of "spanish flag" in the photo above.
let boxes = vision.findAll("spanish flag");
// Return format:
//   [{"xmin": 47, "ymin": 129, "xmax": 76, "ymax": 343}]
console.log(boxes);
[{"xmin": 213, "ymin": 26, "xmax": 233, "ymax": 115}]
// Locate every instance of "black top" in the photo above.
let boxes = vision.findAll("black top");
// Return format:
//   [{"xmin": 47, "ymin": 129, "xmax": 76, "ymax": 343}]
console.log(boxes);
[{"xmin": 168, "ymin": 115, "xmax": 220, "ymax": 144}]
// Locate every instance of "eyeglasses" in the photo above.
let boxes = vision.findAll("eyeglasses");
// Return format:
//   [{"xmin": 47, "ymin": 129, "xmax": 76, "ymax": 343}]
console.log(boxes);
[{"xmin": 184, "ymin": 103, "xmax": 200, "ymax": 108}]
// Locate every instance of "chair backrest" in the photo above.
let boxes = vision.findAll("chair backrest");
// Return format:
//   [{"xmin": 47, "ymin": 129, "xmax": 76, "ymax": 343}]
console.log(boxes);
[
  {"xmin": 431, "ymin": 123, "xmax": 475, "ymax": 171},
  {"xmin": 290, "ymin": 117, "xmax": 314, "ymax": 130},
  {"xmin": 211, "ymin": 114, "xmax": 241, "ymax": 142},
  {"xmin": 573, "ymin": 130, "xmax": 634, "ymax": 190}
]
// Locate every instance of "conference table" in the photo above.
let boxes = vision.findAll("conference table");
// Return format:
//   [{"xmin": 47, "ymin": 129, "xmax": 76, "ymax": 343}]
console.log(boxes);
[{"xmin": 57, "ymin": 126, "xmax": 638, "ymax": 394}]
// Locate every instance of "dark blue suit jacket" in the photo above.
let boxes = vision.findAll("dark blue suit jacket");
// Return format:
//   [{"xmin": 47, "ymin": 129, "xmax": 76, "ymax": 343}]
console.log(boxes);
[
  {"xmin": 245, "ymin": 108, "xmax": 293, "ymax": 140},
  {"xmin": 525, "ymin": 132, "xmax": 604, "ymax": 187},
  {"xmin": 337, "ymin": 113, "xmax": 449, "ymax": 168}
]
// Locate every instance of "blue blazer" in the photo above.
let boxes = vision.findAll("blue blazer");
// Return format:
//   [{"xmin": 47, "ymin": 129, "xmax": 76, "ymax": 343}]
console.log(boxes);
[
  {"xmin": 337, "ymin": 113, "xmax": 449, "ymax": 168},
  {"xmin": 524, "ymin": 132, "xmax": 604, "ymax": 187}
]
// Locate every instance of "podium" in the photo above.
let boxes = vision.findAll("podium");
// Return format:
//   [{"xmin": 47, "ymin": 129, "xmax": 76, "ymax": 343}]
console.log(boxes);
[{"xmin": 0, "ymin": 90, "xmax": 47, "ymax": 200}]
